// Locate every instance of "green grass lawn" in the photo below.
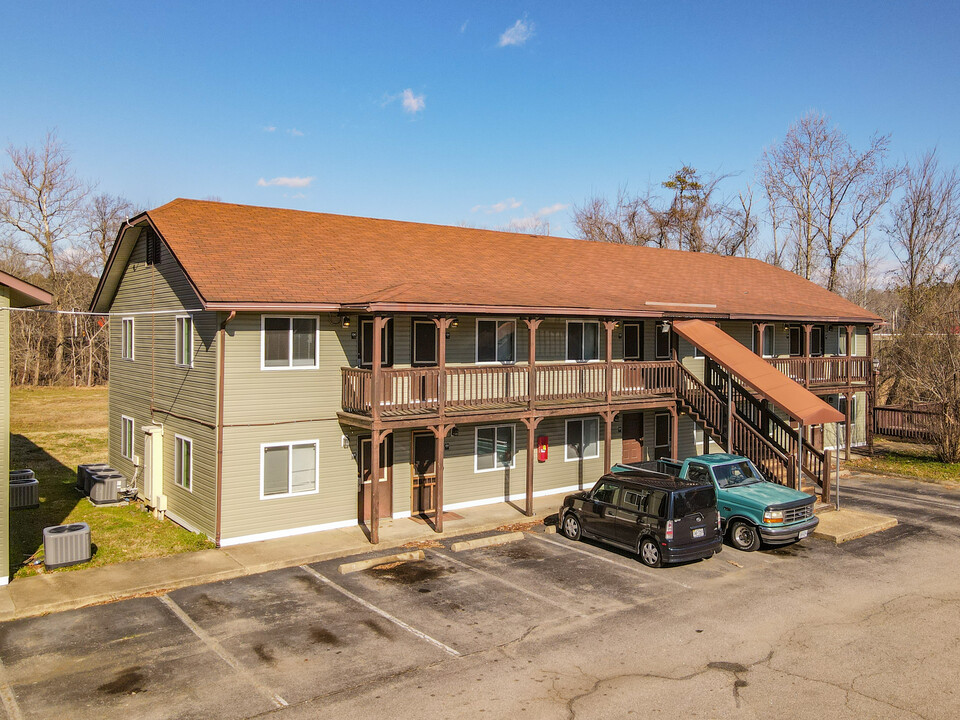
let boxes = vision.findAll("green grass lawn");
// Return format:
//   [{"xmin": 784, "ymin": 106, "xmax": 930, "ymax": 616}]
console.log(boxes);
[
  {"xmin": 9, "ymin": 386, "xmax": 213, "ymax": 580},
  {"xmin": 848, "ymin": 437, "xmax": 960, "ymax": 484}
]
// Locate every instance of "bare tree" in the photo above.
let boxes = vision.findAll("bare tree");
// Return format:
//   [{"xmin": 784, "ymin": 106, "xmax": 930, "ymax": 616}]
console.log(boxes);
[
  {"xmin": 572, "ymin": 186, "xmax": 668, "ymax": 247},
  {"xmin": 886, "ymin": 150, "xmax": 960, "ymax": 319},
  {"xmin": 0, "ymin": 131, "xmax": 88, "ymax": 380},
  {"xmin": 84, "ymin": 192, "xmax": 136, "ymax": 269},
  {"xmin": 759, "ymin": 112, "xmax": 899, "ymax": 290}
]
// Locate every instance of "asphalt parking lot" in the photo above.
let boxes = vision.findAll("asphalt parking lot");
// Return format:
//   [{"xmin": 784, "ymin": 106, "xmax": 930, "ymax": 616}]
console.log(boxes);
[{"xmin": 2, "ymin": 473, "xmax": 960, "ymax": 719}]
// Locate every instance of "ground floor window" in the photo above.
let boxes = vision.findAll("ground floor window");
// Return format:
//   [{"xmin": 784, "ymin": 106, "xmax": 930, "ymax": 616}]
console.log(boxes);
[
  {"xmin": 174, "ymin": 435, "xmax": 193, "ymax": 491},
  {"xmin": 261, "ymin": 440, "xmax": 319, "ymax": 498},
  {"xmin": 475, "ymin": 425, "xmax": 515, "ymax": 472},
  {"xmin": 121, "ymin": 416, "xmax": 134, "ymax": 460},
  {"xmin": 565, "ymin": 417, "xmax": 600, "ymax": 461}
]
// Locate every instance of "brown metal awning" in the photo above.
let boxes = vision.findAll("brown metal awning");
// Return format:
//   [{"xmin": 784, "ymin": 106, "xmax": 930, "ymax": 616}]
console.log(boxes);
[{"xmin": 673, "ymin": 319, "xmax": 844, "ymax": 425}]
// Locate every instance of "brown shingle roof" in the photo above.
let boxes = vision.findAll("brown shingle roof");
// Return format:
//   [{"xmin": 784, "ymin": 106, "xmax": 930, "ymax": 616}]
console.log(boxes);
[{"xmin": 123, "ymin": 198, "xmax": 880, "ymax": 321}]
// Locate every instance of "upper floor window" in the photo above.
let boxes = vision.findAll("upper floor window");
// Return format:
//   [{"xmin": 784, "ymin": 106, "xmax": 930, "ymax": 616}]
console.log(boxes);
[
  {"xmin": 788, "ymin": 326, "xmax": 802, "ymax": 356},
  {"xmin": 121, "ymin": 318, "xmax": 134, "ymax": 360},
  {"xmin": 622, "ymin": 321, "xmax": 644, "ymax": 361},
  {"xmin": 756, "ymin": 325, "xmax": 775, "ymax": 357},
  {"xmin": 262, "ymin": 316, "xmax": 318, "ymax": 370},
  {"xmin": 175, "ymin": 315, "xmax": 193, "ymax": 367},
  {"xmin": 477, "ymin": 319, "xmax": 515, "ymax": 364},
  {"xmin": 655, "ymin": 321, "xmax": 671, "ymax": 360},
  {"xmin": 360, "ymin": 317, "xmax": 394, "ymax": 367},
  {"xmin": 412, "ymin": 319, "xmax": 438, "ymax": 366},
  {"xmin": 810, "ymin": 326, "xmax": 824, "ymax": 357},
  {"xmin": 838, "ymin": 327, "xmax": 848, "ymax": 356},
  {"xmin": 567, "ymin": 321, "xmax": 599, "ymax": 362}
]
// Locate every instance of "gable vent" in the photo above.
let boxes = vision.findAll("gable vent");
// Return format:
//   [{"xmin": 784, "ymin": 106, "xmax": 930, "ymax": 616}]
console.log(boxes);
[{"xmin": 144, "ymin": 228, "xmax": 162, "ymax": 266}]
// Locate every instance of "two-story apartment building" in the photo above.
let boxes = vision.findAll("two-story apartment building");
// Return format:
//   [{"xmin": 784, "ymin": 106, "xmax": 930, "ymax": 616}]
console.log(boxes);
[{"xmin": 90, "ymin": 199, "xmax": 879, "ymax": 546}]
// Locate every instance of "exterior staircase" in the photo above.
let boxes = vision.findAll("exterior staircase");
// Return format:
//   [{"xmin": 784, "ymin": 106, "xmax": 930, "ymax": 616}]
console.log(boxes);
[{"xmin": 675, "ymin": 362, "xmax": 831, "ymax": 499}]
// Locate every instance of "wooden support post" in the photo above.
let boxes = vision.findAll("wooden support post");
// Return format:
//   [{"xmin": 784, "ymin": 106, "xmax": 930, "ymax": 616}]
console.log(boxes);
[
  {"xmin": 429, "ymin": 423, "xmax": 454, "ymax": 533},
  {"xmin": 823, "ymin": 449, "xmax": 832, "ymax": 504},
  {"xmin": 432, "ymin": 317, "xmax": 453, "ymax": 418},
  {"xmin": 602, "ymin": 410, "xmax": 616, "ymax": 474},
  {"xmin": 802, "ymin": 324, "xmax": 813, "ymax": 387},
  {"xmin": 796, "ymin": 422, "xmax": 804, "ymax": 491},
  {"xmin": 369, "ymin": 315, "xmax": 385, "ymax": 544},
  {"xmin": 524, "ymin": 318, "xmax": 542, "ymax": 413},
  {"xmin": 844, "ymin": 392, "xmax": 852, "ymax": 462},
  {"xmin": 753, "ymin": 322, "xmax": 767, "ymax": 357},
  {"xmin": 726, "ymin": 369, "xmax": 734, "ymax": 453},
  {"xmin": 603, "ymin": 320, "xmax": 616, "ymax": 405},
  {"xmin": 522, "ymin": 416, "xmax": 542, "ymax": 517},
  {"xmin": 669, "ymin": 405, "xmax": 679, "ymax": 460}
]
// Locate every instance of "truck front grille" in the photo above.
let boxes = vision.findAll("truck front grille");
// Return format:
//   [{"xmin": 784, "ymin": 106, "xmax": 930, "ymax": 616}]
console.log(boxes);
[{"xmin": 784, "ymin": 504, "xmax": 813, "ymax": 523}]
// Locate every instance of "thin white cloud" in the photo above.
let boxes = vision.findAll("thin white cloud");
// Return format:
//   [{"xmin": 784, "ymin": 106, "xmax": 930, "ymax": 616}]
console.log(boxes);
[
  {"xmin": 538, "ymin": 203, "xmax": 568, "ymax": 217},
  {"xmin": 472, "ymin": 197, "xmax": 522, "ymax": 214},
  {"xmin": 401, "ymin": 88, "xmax": 425, "ymax": 114},
  {"xmin": 263, "ymin": 126, "xmax": 277, "ymax": 133},
  {"xmin": 508, "ymin": 216, "xmax": 542, "ymax": 231},
  {"xmin": 287, "ymin": 128, "xmax": 304, "ymax": 137},
  {"xmin": 257, "ymin": 176, "xmax": 315, "ymax": 188},
  {"xmin": 460, "ymin": 20, "xmax": 469, "ymax": 34},
  {"xmin": 499, "ymin": 18, "xmax": 534, "ymax": 47},
  {"xmin": 506, "ymin": 201, "xmax": 569, "ymax": 232}
]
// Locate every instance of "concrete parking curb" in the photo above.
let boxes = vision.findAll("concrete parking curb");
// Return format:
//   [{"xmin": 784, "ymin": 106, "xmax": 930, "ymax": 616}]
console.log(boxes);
[
  {"xmin": 451, "ymin": 532, "xmax": 524, "ymax": 552},
  {"xmin": 337, "ymin": 550, "xmax": 426, "ymax": 575}
]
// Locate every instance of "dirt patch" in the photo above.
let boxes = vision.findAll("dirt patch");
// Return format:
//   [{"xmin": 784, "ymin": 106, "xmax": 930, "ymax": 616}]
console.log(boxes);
[
  {"xmin": 98, "ymin": 667, "xmax": 145, "ymax": 695},
  {"xmin": 368, "ymin": 561, "xmax": 453, "ymax": 585},
  {"xmin": 495, "ymin": 521, "xmax": 543, "ymax": 533},
  {"xmin": 253, "ymin": 643, "xmax": 276, "ymax": 665},
  {"xmin": 310, "ymin": 627, "xmax": 341, "ymax": 646},
  {"xmin": 401, "ymin": 539, "xmax": 444, "ymax": 550}
]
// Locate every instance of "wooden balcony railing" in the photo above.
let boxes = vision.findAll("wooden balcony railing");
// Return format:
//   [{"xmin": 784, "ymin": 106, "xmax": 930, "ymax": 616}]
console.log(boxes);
[
  {"xmin": 766, "ymin": 356, "xmax": 872, "ymax": 386},
  {"xmin": 342, "ymin": 360, "xmax": 677, "ymax": 417}
]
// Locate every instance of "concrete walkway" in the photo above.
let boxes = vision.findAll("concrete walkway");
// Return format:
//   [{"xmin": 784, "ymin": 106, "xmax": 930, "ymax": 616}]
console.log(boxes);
[
  {"xmin": 813, "ymin": 507, "xmax": 898, "ymax": 543},
  {"xmin": 0, "ymin": 496, "xmax": 563, "ymax": 622}
]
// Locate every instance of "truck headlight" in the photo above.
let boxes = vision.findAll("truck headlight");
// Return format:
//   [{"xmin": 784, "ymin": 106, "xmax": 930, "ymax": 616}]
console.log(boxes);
[{"xmin": 763, "ymin": 509, "xmax": 784, "ymax": 524}]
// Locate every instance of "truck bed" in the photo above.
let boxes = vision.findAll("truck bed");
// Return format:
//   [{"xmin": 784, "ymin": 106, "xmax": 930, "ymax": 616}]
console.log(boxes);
[{"xmin": 614, "ymin": 459, "xmax": 683, "ymax": 477}]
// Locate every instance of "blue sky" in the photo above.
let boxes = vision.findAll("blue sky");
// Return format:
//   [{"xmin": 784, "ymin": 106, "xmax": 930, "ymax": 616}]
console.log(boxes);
[{"xmin": 2, "ymin": 1, "xmax": 959, "ymax": 237}]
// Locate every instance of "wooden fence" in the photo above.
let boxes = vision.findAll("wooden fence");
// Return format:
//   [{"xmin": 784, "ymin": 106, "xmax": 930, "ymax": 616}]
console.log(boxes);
[{"xmin": 874, "ymin": 405, "xmax": 938, "ymax": 441}]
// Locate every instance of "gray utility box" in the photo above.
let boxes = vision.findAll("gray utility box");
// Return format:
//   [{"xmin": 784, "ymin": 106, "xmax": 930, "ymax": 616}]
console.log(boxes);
[
  {"xmin": 77, "ymin": 463, "xmax": 110, "ymax": 495},
  {"xmin": 10, "ymin": 476, "xmax": 40, "ymax": 510},
  {"xmin": 89, "ymin": 471, "xmax": 124, "ymax": 505},
  {"xmin": 43, "ymin": 523, "xmax": 92, "ymax": 569}
]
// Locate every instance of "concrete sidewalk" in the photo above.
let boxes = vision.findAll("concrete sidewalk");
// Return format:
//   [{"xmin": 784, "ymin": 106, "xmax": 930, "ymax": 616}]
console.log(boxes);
[
  {"xmin": 0, "ymin": 496, "xmax": 563, "ymax": 622},
  {"xmin": 813, "ymin": 507, "xmax": 898, "ymax": 543}
]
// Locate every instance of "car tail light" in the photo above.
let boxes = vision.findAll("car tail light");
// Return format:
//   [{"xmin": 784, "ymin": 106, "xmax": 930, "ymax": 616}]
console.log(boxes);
[{"xmin": 665, "ymin": 520, "xmax": 673, "ymax": 540}]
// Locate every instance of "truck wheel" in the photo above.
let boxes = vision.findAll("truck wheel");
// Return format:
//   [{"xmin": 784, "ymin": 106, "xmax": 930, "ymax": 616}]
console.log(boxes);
[
  {"xmin": 729, "ymin": 521, "xmax": 761, "ymax": 552},
  {"xmin": 561, "ymin": 512, "xmax": 582, "ymax": 541},
  {"xmin": 638, "ymin": 538, "xmax": 662, "ymax": 568}
]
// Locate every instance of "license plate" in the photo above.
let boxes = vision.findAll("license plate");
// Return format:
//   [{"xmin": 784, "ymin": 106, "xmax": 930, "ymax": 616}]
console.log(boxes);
[
  {"xmin": 693, "ymin": 527, "xmax": 705, "ymax": 539},
  {"xmin": 798, "ymin": 530, "xmax": 809, "ymax": 539}
]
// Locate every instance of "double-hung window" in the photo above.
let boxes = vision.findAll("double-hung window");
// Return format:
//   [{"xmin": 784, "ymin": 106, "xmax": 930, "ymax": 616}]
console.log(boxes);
[
  {"xmin": 121, "ymin": 318, "xmax": 134, "ymax": 360},
  {"xmin": 121, "ymin": 416, "xmax": 134, "ymax": 460},
  {"xmin": 175, "ymin": 315, "xmax": 193, "ymax": 367},
  {"xmin": 174, "ymin": 435, "xmax": 193, "ymax": 491},
  {"xmin": 565, "ymin": 417, "xmax": 600, "ymax": 461},
  {"xmin": 261, "ymin": 440, "xmax": 319, "ymax": 498},
  {"xmin": 476, "ymin": 320, "xmax": 515, "ymax": 364},
  {"xmin": 475, "ymin": 425, "xmax": 515, "ymax": 472},
  {"xmin": 567, "ymin": 321, "xmax": 599, "ymax": 362},
  {"xmin": 262, "ymin": 316, "xmax": 318, "ymax": 369}
]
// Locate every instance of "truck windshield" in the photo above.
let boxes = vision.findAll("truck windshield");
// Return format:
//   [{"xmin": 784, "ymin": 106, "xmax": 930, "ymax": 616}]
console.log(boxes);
[
  {"xmin": 713, "ymin": 461, "xmax": 763, "ymax": 488},
  {"xmin": 673, "ymin": 487, "xmax": 717, "ymax": 519}
]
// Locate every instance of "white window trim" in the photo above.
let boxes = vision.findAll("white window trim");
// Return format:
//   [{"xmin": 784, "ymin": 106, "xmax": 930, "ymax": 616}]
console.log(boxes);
[
  {"xmin": 565, "ymin": 417, "xmax": 601, "ymax": 462},
  {"xmin": 412, "ymin": 318, "xmax": 438, "ymax": 365},
  {"xmin": 260, "ymin": 315, "xmax": 320, "ymax": 371},
  {"xmin": 475, "ymin": 318, "xmax": 517, "ymax": 365},
  {"xmin": 174, "ymin": 434, "xmax": 194, "ymax": 493},
  {"xmin": 260, "ymin": 439, "xmax": 320, "ymax": 500},
  {"xmin": 565, "ymin": 319, "xmax": 602, "ymax": 363},
  {"xmin": 474, "ymin": 424, "xmax": 517, "ymax": 473},
  {"xmin": 121, "ymin": 415, "xmax": 134, "ymax": 460},
  {"xmin": 121, "ymin": 317, "xmax": 135, "ymax": 361},
  {"xmin": 175, "ymin": 314, "xmax": 193, "ymax": 368}
]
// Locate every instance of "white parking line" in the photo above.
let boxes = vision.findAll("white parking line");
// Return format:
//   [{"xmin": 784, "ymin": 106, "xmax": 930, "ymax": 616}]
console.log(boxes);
[
  {"xmin": 431, "ymin": 549, "xmax": 588, "ymax": 617},
  {"xmin": 0, "ymin": 655, "xmax": 24, "ymax": 720},
  {"xmin": 158, "ymin": 595, "xmax": 288, "ymax": 709},
  {"xmin": 530, "ymin": 533, "xmax": 692, "ymax": 589},
  {"xmin": 298, "ymin": 565, "xmax": 461, "ymax": 657}
]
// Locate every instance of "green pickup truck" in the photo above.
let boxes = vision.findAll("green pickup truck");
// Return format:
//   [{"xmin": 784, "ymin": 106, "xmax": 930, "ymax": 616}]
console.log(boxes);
[{"xmin": 614, "ymin": 453, "xmax": 819, "ymax": 551}]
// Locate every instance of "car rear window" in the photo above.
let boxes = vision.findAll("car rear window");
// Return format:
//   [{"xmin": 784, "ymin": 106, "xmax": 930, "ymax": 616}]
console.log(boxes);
[{"xmin": 672, "ymin": 487, "xmax": 717, "ymax": 519}]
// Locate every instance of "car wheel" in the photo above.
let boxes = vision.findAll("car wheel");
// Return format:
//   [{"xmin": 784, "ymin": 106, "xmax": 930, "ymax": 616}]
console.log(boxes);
[
  {"xmin": 729, "ymin": 521, "xmax": 761, "ymax": 552},
  {"xmin": 560, "ymin": 512, "xmax": 582, "ymax": 541},
  {"xmin": 638, "ymin": 538, "xmax": 662, "ymax": 568}
]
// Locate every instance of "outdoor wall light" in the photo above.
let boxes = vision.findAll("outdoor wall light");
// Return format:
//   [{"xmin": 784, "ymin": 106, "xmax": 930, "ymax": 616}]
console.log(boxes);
[
  {"xmin": 451, "ymin": 426, "xmax": 460, "ymax": 436},
  {"xmin": 444, "ymin": 442, "xmax": 450, "ymax": 451},
  {"xmin": 451, "ymin": 318, "xmax": 459, "ymax": 328},
  {"xmin": 341, "ymin": 316, "xmax": 351, "ymax": 328}
]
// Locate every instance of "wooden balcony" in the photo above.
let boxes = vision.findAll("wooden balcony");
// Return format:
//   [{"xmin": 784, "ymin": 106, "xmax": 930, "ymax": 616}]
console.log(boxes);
[
  {"xmin": 765, "ymin": 356, "xmax": 872, "ymax": 387},
  {"xmin": 342, "ymin": 361, "xmax": 677, "ymax": 418}
]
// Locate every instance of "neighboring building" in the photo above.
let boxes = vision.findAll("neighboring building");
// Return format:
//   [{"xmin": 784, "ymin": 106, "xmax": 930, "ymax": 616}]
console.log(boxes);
[
  {"xmin": 1, "ymin": 272, "xmax": 53, "ymax": 585},
  {"xmin": 90, "ymin": 199, "xmax": 878, "ymax": 546}
]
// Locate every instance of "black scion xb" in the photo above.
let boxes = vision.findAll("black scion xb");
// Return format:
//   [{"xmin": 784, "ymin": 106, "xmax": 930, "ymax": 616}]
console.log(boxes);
[{"xmin": 558, "ymin": 470, "xmax": 723, "ymax": 567}]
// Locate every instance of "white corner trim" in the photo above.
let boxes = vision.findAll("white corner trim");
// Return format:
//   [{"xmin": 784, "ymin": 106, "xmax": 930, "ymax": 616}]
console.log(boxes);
[
  {"xmin": 392, "ymin": 511, "xmax": 412, "ymax": 520},
  {"xmin": 218, "ymin": 518, "xmax": 358, "ymax": 547},
  {"xmin": 0, "ymin": 575, "xmax": 8, "ymax": 587},
  {"xmin": 443, "ymin": 484, "xmax": 583, "ymax": 512}
]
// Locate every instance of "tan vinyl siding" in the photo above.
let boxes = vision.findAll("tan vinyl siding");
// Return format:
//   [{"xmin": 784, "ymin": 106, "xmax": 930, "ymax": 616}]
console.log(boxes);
[
  {"xmin": 107, "ymin": 232, "xmax": 217, "ymax": 537},
  {"xmin": 1, "ymin": 290, "xmax": 9, "ymax": 579}
]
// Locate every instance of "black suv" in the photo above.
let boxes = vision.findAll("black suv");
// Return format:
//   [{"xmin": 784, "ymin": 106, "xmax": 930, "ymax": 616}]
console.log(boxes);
[{"xmin": 558, "ymin": 470, "xmax": 723, "ymax": 567}]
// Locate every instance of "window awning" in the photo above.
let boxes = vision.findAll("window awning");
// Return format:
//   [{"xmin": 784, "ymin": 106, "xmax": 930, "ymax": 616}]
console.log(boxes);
[{"xmin": 672, "ymin": 319, "xmax": 845, "ymax": 425}]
